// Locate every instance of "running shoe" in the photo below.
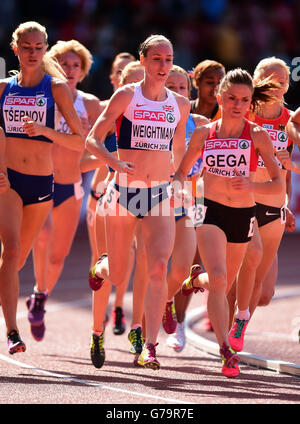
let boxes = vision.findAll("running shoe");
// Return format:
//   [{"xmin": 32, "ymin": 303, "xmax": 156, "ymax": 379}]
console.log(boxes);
[
  {"xmin": 166, "ymin": 321, "xmax": 186, "ymax": 352},
  {"xmin": 219, "ymin": 342, "xmax": 239, "ymax": 378},
  {"xmin": 112, "ymin": 306, "xmax": 126, "ymax": 335},
  {"xmin": 128, "ymin": 326, "xmax": 144, "ymax": 355},
  {"xmin": 162, "ymin": 300, "xmax": 177, "ymax": 334},
  {"xmin": 137, "ymin": 343, "xmax": 160, "ymax": 370},
  {"xmin": 26, "ymin": 292, "xmax": 48, "ymax": 341},
  {"xmin": 7, "ymin": 330, "xmax": 26, "ymax": 355},
  {"xmin": 88, "ymin": 254, "xmax": 107, "ymax": 291},
  {"xmin": 90, "ymin": 331, "xmax": 105, "ymax": 369},
  {"xmin": 181, "ymin": 264, "xmax": 204, "ymax": 296},
  {"xmin": 228, "ymin": 318, "xmax": 249, "ymax": 352}
]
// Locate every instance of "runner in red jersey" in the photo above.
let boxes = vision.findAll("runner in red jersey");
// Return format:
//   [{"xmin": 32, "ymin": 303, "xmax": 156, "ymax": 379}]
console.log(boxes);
[
  {"xmin": 173, "ymin": 68, "xmax": 283, "ymax": 378},
  {"xmin": 227, "ymin": 58, "xmax": 296, "ymax": 354}
]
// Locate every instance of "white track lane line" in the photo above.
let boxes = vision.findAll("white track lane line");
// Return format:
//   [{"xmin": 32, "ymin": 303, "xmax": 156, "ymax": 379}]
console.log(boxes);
[{"xmin": 0, "ymin": 297, "xmax": 193, "ymax": 405}]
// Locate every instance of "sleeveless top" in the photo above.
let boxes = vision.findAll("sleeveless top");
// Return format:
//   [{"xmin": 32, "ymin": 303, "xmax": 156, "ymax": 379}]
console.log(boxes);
[
  {"xmin": 56, "ymin": 89, "xmax": 87, "ymax": 134},
  {"xmin": 116, "ymin": 82, "xmax": 180, "ymax": 151},
  {"xmin": 202, "ymin": 119, "xmax": 258, "ymax": 178},
  {"xmin": 247, "ymin": 107, "xmax": 292, "ymax": 170},
  {"xmin": 186, "ymin": 114, "xmax": 202, "ymax": 177},
  {"xmin": 190, "ymin": 100, "xmax": 221, "ymax": 121},
  {"xmin": 0, "ymin": 74, "xmax": 57, "ymax": 143}
]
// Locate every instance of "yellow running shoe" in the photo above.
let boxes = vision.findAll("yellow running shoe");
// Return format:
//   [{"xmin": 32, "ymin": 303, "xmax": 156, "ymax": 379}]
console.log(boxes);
[{"xmin": 137, "ymin": 343, "xmax": 160, "ymax": 370}]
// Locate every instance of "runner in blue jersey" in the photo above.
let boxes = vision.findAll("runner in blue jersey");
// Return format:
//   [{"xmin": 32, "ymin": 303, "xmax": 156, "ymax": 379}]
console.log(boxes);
[{"xmin": 0, "ymin": 21, "xmax": 84, "ymax": 353}]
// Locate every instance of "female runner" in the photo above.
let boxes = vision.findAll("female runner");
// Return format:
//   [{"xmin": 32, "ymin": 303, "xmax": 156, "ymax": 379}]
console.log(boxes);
[
  {"xmin": 0, "ymin": 21, "xmax": 84, "ymax": 350},
  {"xmin": 86, "ymin": 34, "xmax": 190, "ymax": 370},
  {"xmin": 174, "ymin": 68, "xmax": 282, "ymax": 377}
]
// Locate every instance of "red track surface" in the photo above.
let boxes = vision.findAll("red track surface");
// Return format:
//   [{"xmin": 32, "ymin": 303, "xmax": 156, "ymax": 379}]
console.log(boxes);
[{"xmin": 0, "ymin": 223, "xmax": 299, "ymax": 406}]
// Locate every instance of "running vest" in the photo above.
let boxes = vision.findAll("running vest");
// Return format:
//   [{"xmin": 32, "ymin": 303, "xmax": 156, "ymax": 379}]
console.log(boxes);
[
  {"xmin": 56, "ymin": 89, "xmax": 87, "ymax": 134},
  {"xmin": 0, "ymin": 74, "xmax": 56, "ymax": 143},
  {"xmin": 116, "ymin": 82, "xmax": 180, "ymax": 151},
  {"xmin": 186, "ymin": 114, "xmax": 202, "ymax": 177},
  {"xmin": 202, "ymin": 119, "xmax": 258, "ymax": 177},
  {"xmin": 247, "ymin": 107, "xmax": 292, "ymax": 170}
]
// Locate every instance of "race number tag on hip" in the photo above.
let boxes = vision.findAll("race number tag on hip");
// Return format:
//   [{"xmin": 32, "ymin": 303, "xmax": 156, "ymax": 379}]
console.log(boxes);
[
  {"xmin": 190, "ymin": 201, "xmax": 207, "ymax": 227},
  {"xmin": 97, "ymin": 183, "xmax": 120, "ymax": 217},
  {"xmin": 280, "ymin": 206, "xmax": 287, "ymax": 224}
]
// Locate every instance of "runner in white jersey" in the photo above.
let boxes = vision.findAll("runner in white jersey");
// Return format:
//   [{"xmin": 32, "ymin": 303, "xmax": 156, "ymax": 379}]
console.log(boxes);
[
  {"xmin": 86, "ymin": 34, "xmax": 190, "ymax": 370},
  {"xmin": 28, "ymin": 39, "xmax": 101, "ymax": 342},
  {"xmin": 83, "ymin": 52, "xmax": 136, "ymax": 338}
]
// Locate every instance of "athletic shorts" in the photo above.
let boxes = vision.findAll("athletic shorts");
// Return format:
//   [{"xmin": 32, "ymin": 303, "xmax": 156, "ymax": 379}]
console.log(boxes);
[
  {"xmin": 255, "ymin": 202, "xmax": 286, "ymax": 228},
  {"xmin": 199, "ymin": 197, "xmax": 256, "ymax": 243},
  {"xmin": 97, "ymin": 180, "xmax": 171, "ymax": 219},
  {"xmin": 53, "ymin": 180, "xmax": 84, "ymax": 208},
  {"xmin": 7, "ymin": 168, "xmax": 53, "ymax": 206}
]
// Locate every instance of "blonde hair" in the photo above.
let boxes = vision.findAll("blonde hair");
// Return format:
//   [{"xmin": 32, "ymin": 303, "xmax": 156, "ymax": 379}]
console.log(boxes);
[
  {"xmin": 168, "ymin": 65, "xmax": 192, "ymax": 97},
  {"xmin": 253, "ymin": 56, "xmax": 290, "ymax": 84},
  {"xmin": 219, "ymin": 68, "xmax": 281, "ymax": 112},
  {"xmin": 10, "ymin": 21, "xmax": 66, "ymax": 81},
  {"xmin": 193, "ymin": 59, "xmax": 225, "ymax": 89},
  {"xmin": 120, "ymin": 61, "xmax": 144, "ymax": 85},
  {"xmin": 138, "ymin": 34, "xmax": 172, "ymax": 57},
  {"xmin": 48, "ymin": 39, "xmax": 93, "ymax": 82}
]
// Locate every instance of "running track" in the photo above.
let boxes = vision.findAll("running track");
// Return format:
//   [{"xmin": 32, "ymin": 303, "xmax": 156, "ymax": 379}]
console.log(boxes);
[{"xmin": 0, "ymin": 223, "xmax": 299, "ymax": 406}]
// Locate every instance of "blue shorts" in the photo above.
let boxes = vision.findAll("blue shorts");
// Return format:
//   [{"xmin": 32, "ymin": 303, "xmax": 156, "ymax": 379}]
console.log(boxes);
[
  {"xmin": 8, "ymin": 168, "xmax": 53, "ymax": 206},
  {"xmin": 111, "ymin": 181, "xmax": 170, "ymax": 219},
  {"xmin": 53, "ymin": 180, "xmax": 84, "ymax": 208}
]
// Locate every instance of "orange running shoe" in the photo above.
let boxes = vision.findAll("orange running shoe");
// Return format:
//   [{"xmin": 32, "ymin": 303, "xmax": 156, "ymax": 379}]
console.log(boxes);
[
  {"xmin": 181, "ymin": 264, "xmax": 204, "ymax": 296},
  {"xmin": 220, "ymin": 342, "xmax": 239, "ymax": 378}
]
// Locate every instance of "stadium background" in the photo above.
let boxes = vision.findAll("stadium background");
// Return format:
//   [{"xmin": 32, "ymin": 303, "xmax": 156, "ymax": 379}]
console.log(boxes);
[{"xmin": 1, "ymin": 0, "xmax": 300, "ymax": 227}]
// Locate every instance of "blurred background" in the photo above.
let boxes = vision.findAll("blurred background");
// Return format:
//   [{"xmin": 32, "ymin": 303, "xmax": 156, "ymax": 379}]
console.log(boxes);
[{"xmin": 1, "ymin": 0, "xmax": 300, "ymax": 225}]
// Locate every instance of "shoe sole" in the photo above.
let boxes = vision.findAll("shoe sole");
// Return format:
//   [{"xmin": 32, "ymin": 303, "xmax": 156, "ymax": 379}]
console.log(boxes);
[
  {"xmin": 9, "ymin": 344, "xmax": 26, "ymax": 355},
  {"xmin": 143, "ymin": 361, "xmax": 160, "ymax": 370}
]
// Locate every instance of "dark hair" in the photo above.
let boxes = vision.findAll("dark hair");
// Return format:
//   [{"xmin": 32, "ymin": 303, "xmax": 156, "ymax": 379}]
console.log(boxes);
[
  {"xmin": 192, "ymin": 59, "xmax": 225, "ymax": 89},
  {"xmin": 111, "ymin": 52, "xmax": 136, "ymax": 72},
  {"xmin": 138, "ymin": 34, "xmax": 172, "ymax": 57},
  {"xmin": 219, "ymin": 68, "xmax": 280, "ymax": 112}
]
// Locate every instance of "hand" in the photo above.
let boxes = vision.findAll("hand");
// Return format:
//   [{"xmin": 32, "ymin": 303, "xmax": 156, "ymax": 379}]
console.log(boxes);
[
  {"xmin": 170, "ymin": 179, "xmax": 193, "ymax": 209},
  {"xmin": 0, "ymin": 173, "xmax": 10, "ymax": 193},
  {"xmin": 275, "ymin": 149, "xmax": 292, "ymax": 170},
  {"xmin": 80, "ymin": 116, "xmax": 89, "ymax": 136},
  {"xmin": 230, "ymin": 168, "xmax": 252, "ymax": 191},
  {"xmin": 22, "ymin": 116, "xmax": 44, "ymax": 137},
  {"xmin": 115, "ymin": 160, "xmax": 135, "ymax": 175},
  {"xmin": 285, "ymin": 208, "xmax": 296, "ymax": 232}
]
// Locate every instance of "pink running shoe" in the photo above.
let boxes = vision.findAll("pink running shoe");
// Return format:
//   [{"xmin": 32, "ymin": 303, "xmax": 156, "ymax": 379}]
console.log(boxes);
[
  {"xmin": 162, "ymin": 300, "xmax": 177, "ymax": 334},
  {"xmin": 228, "ymin": 318, "xmax": 249, "ymax": 352},
  {"xmin": 88, "ymin": 254, "xmax": 107, "ymax": 291},
  {"xmin": 220, "ymin": 342, "xmax": 239, "ymax": 378},
  {"xmin": 137, "ymin": 343, "xmax": 160, "ymax": 370},
  {"xmin": 181, "ymin": 264, "xmax": 204, "ymax": 296}
]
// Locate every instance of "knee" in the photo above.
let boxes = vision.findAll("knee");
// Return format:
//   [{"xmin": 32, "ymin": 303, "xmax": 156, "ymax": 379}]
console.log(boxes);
[
  {"xmin": 49, "ymin": 251, "xmax": 67, "ymax": 268},
  {"xmin": 2, "ymin": 241, "xmax": 20, "ymax": 264},
  {"xmin": 244, "ymin": 243, "xmax": 263, "ymax": 269},
  {"xmin": 35, "ymin": 223, "xmax": 52, "ymax": 248},
  {"xmin": 148, "ymin": 258, "xmax": 168, "ymax": 286},
  {"xmin": 208, "ymin": 268, "xmax": 227, "ymax": 293},
  {"xmin": 258, "ymin": 288, "xmax": 274, "ymax": 307}
]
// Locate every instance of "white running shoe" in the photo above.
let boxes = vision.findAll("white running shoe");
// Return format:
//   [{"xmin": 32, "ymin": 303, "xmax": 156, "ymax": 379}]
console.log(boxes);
[{"xmin": 166, "ymin": 321, "xmax": 186, "ymax": 352}]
